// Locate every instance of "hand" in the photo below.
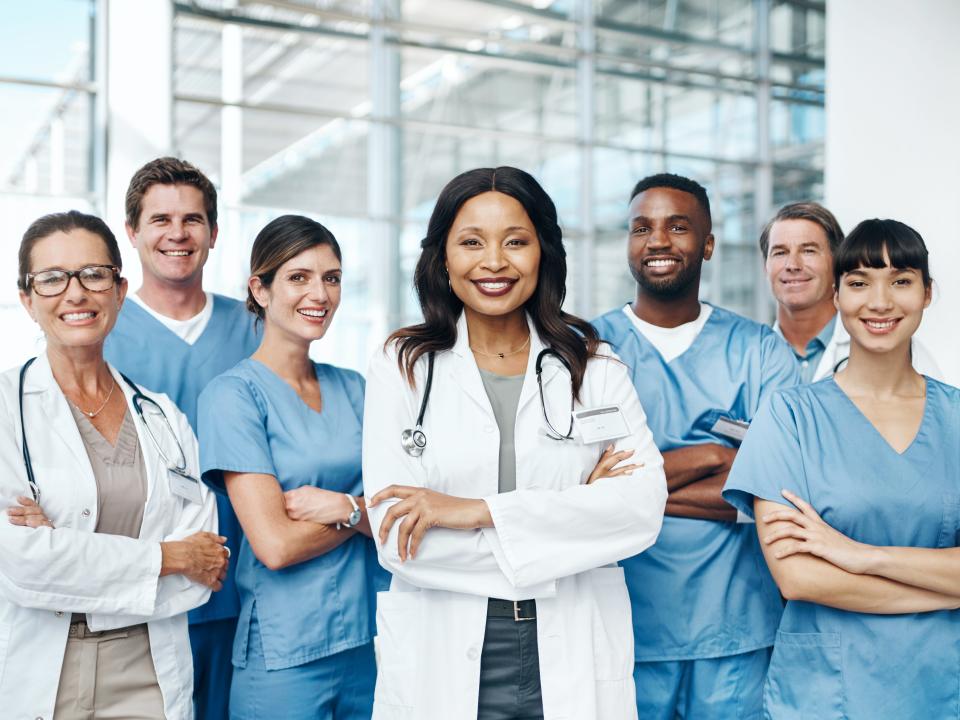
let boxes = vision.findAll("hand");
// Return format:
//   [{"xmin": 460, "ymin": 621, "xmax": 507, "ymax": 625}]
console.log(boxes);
[
  {"xmin": 368, "ymin": 485, "xmax": 492, "ymax": 561},
  {"xmin": 761, "ymin": 489, "xmax": 873, "ymax": 574},
  {"xmin": 6, "ymin": 496, "xmax": 54, "ymax": 528},
  {"xmin": 284, "ymin": 487, "xmax": 353, "ymax": 525},
  {"xmin": 161, "ymin": 531, "xmax": 230, "ymax": 590},
  {"xmin": 587, "ymin": 445, "xmax": 642, "ymax": 484}
]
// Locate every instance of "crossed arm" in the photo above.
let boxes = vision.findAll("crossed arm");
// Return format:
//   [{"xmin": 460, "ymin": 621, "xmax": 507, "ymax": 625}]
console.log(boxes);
[
  {"xmin": 225, "ymin": 472, "xmax": 372, "ymax": 571},
  {"xmin": 756, "ymin": 491, "xmax": 960, "ymax": 614},
  {"xmin": 662, "ymin": 444, "xmax": 738, "ymax": 521}
]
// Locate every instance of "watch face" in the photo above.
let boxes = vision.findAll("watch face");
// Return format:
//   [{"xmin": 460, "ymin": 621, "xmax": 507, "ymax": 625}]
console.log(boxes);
[{"xmin": 349, "ymin": 509, "xmax": 362, "ymax": 526}]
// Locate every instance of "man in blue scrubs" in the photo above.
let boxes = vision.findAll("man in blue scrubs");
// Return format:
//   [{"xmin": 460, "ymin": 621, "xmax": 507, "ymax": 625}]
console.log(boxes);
[
  {"xmin": 759, "ymin": 202, "xmax": 844, "ymax": 382},
  {"xmin": 592, "ymin": 173, "xmax": 801, "ymax": 719},
  {"xmin": 104, "ymin": 157, "xmax": 259, "ymax": 720}
]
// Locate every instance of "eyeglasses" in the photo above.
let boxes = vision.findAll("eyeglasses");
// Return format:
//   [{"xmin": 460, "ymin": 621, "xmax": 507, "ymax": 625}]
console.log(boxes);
[{"xmin": 25, "ymin": 265, "xmax": 120, "ymax": 297}]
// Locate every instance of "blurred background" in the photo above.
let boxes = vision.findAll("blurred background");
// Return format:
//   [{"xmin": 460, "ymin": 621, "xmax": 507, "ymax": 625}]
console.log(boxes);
[{"xmin": 2, "ymin": 0, "xmax": 957, "ymax": 381}]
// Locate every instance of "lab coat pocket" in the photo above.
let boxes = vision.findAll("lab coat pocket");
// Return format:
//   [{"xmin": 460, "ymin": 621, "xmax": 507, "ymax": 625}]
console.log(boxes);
[
  {"xmin": 374, "ymin": 590, "xmax": 420, "ymax": 711},
  {"xmin": 763, "ymin": 631, "xmax": 843, "ymax": 720},
  {"xmin": 586, "ymin": 566, "xmax": 633, "ymax": 681}
]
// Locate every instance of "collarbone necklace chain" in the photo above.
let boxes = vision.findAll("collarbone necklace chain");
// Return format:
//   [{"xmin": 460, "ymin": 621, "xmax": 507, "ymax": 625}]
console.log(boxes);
[
  {"xmin": 73, "ymin": 377, "xmax": 117, "ymax": 418},
  {"xmin": 470, "ymin": 334, "xmax": 531, "ymax": 360}
]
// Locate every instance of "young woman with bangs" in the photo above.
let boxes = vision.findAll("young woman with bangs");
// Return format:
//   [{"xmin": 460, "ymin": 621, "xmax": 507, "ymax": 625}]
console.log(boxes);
[
  {"xmin": 362, "ymin": 166, "xmax": 668, "ymax": 720},
  {"xmin": 724, "ymin": 219, "xmax": 960, "ymax": 719}
]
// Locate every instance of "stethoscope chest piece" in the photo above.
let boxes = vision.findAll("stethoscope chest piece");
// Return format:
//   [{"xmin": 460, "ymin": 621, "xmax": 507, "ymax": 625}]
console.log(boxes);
[{"xmin": 401, "ymin": 426, "xmax": 427, "ymax": 457}]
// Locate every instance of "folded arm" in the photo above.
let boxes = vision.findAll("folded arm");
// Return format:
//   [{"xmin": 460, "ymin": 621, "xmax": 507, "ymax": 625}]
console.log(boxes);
[
  {"xmin": 666, "ymin": 471, "xmax": 736, "ymax": 521},
  {"xmin": 662, "ymin": 445, "xmax": 738, "ymax": 521},
  {"xmin": 756, "ymin": 497, "xmax": 960, "ymax": 614},
  {"xmin": 227, "ymin": 471, "xmax": 355, "ymax": 571}
]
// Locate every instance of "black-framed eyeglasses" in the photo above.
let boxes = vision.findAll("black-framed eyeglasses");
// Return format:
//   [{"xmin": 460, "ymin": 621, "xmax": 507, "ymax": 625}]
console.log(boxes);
[{"xmin": 25, "ymin": 265, "xmax": 120, "ymax": 297}]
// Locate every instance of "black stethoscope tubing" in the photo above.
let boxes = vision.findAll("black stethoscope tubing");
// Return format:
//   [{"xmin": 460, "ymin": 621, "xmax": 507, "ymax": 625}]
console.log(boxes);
[
  {"xmin": 18, "ymin": 357, "xmax": 187, "ymax": 502},
  {"xmin": 401, "ymin": 347, "xmax": 574, "ymax": 456}
]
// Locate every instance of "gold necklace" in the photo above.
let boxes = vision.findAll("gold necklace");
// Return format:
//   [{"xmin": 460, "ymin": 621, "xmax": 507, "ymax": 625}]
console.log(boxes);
[
  {"xmin": 470, "ymin": 334, "xmax": 531, "ymax": 359},
  {"xmin": 72, "ymin": 378, "xmax": 117, "ymax": 418}
]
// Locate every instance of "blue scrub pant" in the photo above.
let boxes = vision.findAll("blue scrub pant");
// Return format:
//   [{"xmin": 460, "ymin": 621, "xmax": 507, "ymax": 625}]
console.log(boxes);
[
  {"xmin": 191, "ymin": 617, "xmax": 237, "ymax": 720},
  {"xmin": 633, "ymin": 648, "xmax": 771, "ymax": 720},
  {"xmin": 230, "ymin": 620, "xmax": 375, "ymax": 720}
]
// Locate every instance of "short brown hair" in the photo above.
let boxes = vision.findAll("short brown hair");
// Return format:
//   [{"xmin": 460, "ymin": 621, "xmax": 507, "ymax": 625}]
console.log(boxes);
[
  {"xmin": 759, "ymin": 202, "xmax": 844, "ymax": 258},
  {"xmin": 125, "ymin": 157, "xmax": 218, "ymax": 230},
  {"xmin": 18, "ymin": 211, "xmax": 123, "ymax": 291}
]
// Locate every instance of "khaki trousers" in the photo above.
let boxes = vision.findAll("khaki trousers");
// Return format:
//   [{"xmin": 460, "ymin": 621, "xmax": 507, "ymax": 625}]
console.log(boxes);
[{"xmin": 54, "ymin": 622, "xmax": 165, "ymax": 720}]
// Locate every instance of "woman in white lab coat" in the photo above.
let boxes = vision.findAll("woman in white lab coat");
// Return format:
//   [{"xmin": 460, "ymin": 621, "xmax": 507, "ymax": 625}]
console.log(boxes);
[
  {"xmin": 0, "ymin": 211, "xmax": 226, "ymax": 720},
  {"xmin": 364, "ymin": 167, "xmax": 668, "ymax": 720}
]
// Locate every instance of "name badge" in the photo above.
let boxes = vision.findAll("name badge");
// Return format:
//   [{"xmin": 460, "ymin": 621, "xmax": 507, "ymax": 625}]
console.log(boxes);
[
  {"xmin": 572, "ymin": 405, "xmax": 631, "ymax": 444},
  {"xmin": 711, "ymin": 417, "xmax": 750, "ymax": 443},
  {"xmin": 169, "ymin": 468, "xmax": 203, "ymax": 505}
]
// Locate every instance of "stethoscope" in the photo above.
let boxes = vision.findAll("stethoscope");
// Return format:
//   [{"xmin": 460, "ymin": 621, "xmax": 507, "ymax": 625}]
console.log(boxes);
[
  {"xmin": 18, "ymin": 357, "xmax": 195, "ymax": 502},
  {"xmin": 400, "ymin": 348, "xmax": 574, "ymax": 457}
]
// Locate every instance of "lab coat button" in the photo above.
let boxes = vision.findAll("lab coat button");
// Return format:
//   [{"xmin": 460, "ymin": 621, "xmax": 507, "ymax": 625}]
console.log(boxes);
[
  {"xmin": 466, "ymin": 645, "xmax": 480, "ymax": 661},
  {"xmin": 55, "ymin": 611, "xmax": 63, "ymax": 617},
  {"xmin": 81, "ymin": 508, "xmax": 91, "ymax": 518}
]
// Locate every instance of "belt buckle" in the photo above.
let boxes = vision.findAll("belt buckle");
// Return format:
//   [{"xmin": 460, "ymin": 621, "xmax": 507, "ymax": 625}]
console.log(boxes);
[{"xmin": 513, "ymin": 600, "xmax": 535, "ymax": 622}]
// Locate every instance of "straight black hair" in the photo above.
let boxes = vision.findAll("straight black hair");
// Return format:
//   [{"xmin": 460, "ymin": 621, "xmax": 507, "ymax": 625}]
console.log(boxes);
[
  {"xmin": 834, "ymin": 219, "xmax": 931, "ymax": 288},
  {"xmin": 388, "ymin": 166, "xmax": 601, "ymax": 399}
]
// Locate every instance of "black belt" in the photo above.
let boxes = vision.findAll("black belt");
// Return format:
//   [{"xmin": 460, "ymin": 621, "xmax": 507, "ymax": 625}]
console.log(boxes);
[{"xmin": 487, "ymin": 598, "xmax": 536, "ymax": 622}]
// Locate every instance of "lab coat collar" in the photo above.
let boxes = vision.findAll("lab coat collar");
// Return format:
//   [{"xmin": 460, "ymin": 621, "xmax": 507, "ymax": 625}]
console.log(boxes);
[{"xmin": 21, "ymin": 352, "xmax": 160, "ymax": 505}]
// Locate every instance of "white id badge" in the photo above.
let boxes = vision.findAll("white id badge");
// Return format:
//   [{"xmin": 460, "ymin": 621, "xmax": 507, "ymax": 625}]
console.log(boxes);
[
  {"xmin": 572, "ymin": 405, "xmax": 631, "ymax": 444},
  {"xmin": 711, "ymin": 417, "xmax": 750, "ymax": 443},
  {"xmin": 169, "ymin": 468, "xmax": 203, "ymax": 505}
]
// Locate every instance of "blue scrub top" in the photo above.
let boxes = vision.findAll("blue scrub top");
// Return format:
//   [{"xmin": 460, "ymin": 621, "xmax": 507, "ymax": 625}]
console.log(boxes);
[
  {"xmin": 198, "ymin": 359, "xmax": 385, "ymax": 670},
  {"xmin": 104, "ymin": 293, "xmax": 260, "ymax": 623},
  {"xmin": 592, "ymin": 304, "xmax": 801, "ymax": 661},
  {"xmin": 723, "ymin": 377, "xmax": 960, "ymax": 718}
]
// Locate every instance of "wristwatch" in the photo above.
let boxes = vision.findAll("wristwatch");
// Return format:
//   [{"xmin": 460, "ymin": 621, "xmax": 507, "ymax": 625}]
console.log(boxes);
[{"xmin": 338, "ymin": 494, "xmax": 361, "ymax": 530}]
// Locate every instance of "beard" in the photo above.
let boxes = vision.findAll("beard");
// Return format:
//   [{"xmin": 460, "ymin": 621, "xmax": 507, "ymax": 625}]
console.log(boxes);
[{"xmin": 630, "ymin": 257, "xmax": 703, "ymax": 298}]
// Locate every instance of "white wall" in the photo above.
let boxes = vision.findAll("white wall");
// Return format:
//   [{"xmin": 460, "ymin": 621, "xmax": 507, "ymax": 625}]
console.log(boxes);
[
  {"xmin": 825, "ymin": 0, "xmax": 960, "ymax": 385},
  {"xmin": 105, "ymin": 0, "xmax": 173, "ymax": 289}
]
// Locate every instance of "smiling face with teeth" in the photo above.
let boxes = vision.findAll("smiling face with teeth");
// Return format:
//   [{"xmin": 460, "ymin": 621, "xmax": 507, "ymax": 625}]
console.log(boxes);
[
  {"xmin": 20, "ymin": 228, "xmax": 127, "ymax": 353},
  {"xmin": 627, "ymin": 186, "xmax": 714, "ymax": 302},
  {"xmin": 249, "ymin": 243, "xmax": 343, "ymax": 346},
  {"xmin": 836, "ymin": 249, "xmax": 931, "ymax": 356},
  {"xmin": 126, "ymin": 183, "xmax": 218, "ymax": 291},
  {"xmin": 444, "ymin": 191, "xmax": 541, "ymax": 322}
]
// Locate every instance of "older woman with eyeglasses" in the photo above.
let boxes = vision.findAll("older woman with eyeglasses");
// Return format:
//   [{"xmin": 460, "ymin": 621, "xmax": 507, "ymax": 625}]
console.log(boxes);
[{"xmin": 0, "ymin": 210, "xmax": 228, "ymax": 720}]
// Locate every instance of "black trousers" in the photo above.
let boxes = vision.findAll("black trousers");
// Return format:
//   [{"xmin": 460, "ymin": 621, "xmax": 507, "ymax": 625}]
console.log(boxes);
[{"xmin": 476, "ymin": 614, "xmax": 545, "ymax": 720}]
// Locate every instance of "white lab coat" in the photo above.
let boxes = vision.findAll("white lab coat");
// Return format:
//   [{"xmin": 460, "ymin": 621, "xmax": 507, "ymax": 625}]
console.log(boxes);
[
  {"xmin": 363, "ymin": 314, "xmax": 668, "ymax": 720},
  {"xmin": 0, "ymin": 354, "xmax": 217, "ymax": 720},
  {"xmin": 775, "ymin": 316, "xmax": 943, "ymax": 381}
]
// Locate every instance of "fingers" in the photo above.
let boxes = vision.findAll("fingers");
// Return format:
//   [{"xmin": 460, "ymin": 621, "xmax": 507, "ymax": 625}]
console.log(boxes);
[
  {"xmin": 396, "ymin": 511, "xmax": 421, "ymax": 562},
  {"xmin": 763, "ymin": 524, "xmax": 809, "ymax": 545},
  {"xmin": 781, "ymin": 489, "xmax": 818, "ymax": 517},
  {"xmin": 377, "ymin": 496, "xmax": 417, "ymax": 546},
  {"xmin": 772, "ymin": 540, "xmax": 808, "ymax": 560},
  {"xmin": 16, "ymin": 496, "xmax": 39, "ymax": 507},
  {"xmin": 605, "ymin": 462, "xmax": 642, "ymax": 477},
  {"xmin": 7, "ymin": 503, "xmax": 53, "ymax": 527},
  {"xmin": 369, "ymin": 485, "xmax": 418, "ymax": 508},
  {"xmin": 761, "ymin": 507, "xmax": 808, "ymax": 526},
  {"xmin": 407, "ymin": 515, "xmax": 433, "ymax": 560}
]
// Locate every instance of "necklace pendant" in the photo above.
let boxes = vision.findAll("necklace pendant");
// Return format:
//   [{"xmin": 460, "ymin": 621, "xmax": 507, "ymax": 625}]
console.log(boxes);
[{"xmin": 497, "ymin": 352, "xmax": 505, "ymax": 359}]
